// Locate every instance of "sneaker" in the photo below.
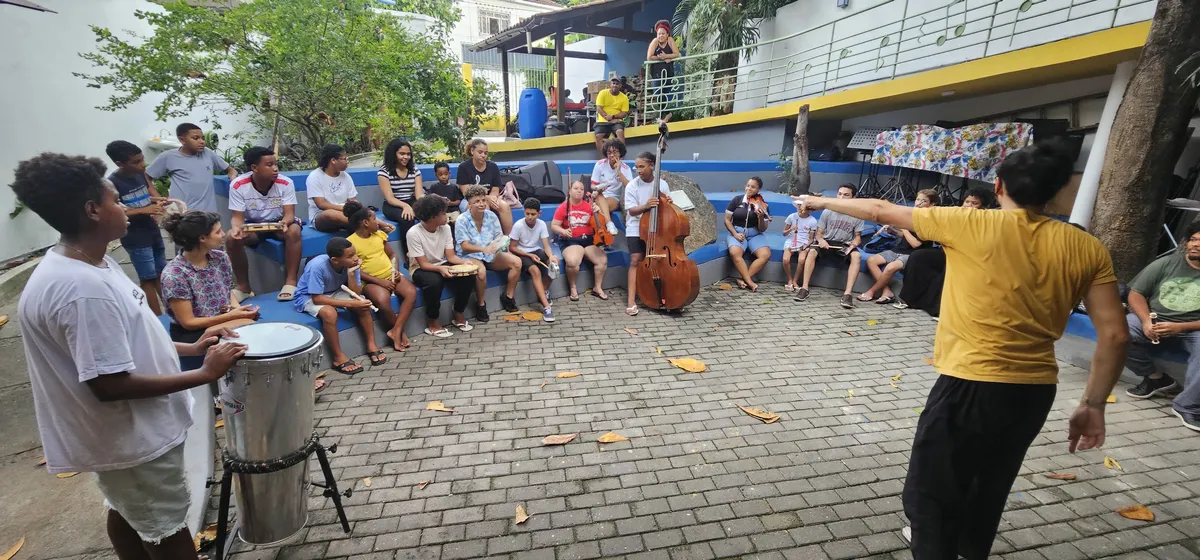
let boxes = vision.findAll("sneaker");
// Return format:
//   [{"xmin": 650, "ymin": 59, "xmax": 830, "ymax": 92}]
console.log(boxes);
[
  {"xmin": 840, "ymin": 294, "xmax": 854, "ymax": 309},
  {"xmin": 1126, "ymin": 375, "xmax": 1179, "ymax": 399},
  {"xmin": 476, "ymin": 304, "xmax": 490, "ymax": 323},
  {"xmin": 606, "ymin": 221, "xmax": 619, "ymax": 235},
  {"xmin": 1172, "ymin": 407, "xmax": 1200, "ymax": 432},
  {"xmin": 793, "ymin": 288, "xmax": 810, "ymax": 302},
  {"xmin": 901, "ymin": 526, "xmax": 911, "ymax": 543},
  {"xmin": 500, "ymin": 294, "xmax": 518, "ymax": 313},
  {"xmin": 543, "ymin": 306, "xmax": 555, "ymax": 323}
]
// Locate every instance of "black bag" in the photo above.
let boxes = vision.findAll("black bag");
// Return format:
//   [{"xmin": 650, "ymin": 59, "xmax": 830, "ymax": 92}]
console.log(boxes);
[{"xmin": 532, "ymin": 186, "xmax": 566, "ymax": 205}]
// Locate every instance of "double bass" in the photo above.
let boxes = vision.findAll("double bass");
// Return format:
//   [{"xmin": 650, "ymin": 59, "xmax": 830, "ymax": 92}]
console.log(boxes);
[{"xmin": 637, "ymin": 119, "xmax": 700, "ymax": 311}]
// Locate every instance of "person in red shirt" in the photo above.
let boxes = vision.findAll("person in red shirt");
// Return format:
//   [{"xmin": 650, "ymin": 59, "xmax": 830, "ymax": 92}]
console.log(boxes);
[{"xmin": 552, "ymin": 180, "xmax": 610, "ymax": 301}]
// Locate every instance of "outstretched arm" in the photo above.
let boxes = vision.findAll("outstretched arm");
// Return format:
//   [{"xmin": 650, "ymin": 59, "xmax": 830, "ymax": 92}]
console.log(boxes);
[
  {"xmin": 1068, "ymin": 281, "xmax": 1129, "ymax": 453},
  {"xmin": 796, "ymin": 196, "xmax": 914, "ymax": 232}
]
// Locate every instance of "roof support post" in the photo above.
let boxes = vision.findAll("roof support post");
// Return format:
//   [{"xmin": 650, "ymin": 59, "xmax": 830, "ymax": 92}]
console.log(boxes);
[
  {"xmin": 501, "ymin": 49, "xmax": 511, "ymax": 136},
  {"xmin": 555, "ymin": 31, "xmax": 566, "ymax": 122}
]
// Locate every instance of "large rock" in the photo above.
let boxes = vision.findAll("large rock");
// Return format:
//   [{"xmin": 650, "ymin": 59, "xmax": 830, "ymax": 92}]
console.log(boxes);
[{"xmin": 661, "ymin": 171, "xmax": 717, "ymax": 255}]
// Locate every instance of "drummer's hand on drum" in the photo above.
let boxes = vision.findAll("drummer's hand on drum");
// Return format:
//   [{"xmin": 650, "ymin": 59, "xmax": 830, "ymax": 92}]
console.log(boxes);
[
  {"xmin": 438, "ymin": 265, "xmax": 454, "ymax": 278},
  {"xmin": 202, "ymin": 342, "xmax": 249, "ymax": 379},
  {"xmin": 229, "ymin": 226, "xmax": 245, "ymax": 240},
  {"xmin": 231, "ymin": 304, "xmax": 259, "ymax": 321}
]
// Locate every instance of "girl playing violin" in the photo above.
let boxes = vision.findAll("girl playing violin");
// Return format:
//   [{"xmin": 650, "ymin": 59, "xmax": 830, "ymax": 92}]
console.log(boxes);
[
  {"xmin": 552, "ymin": 180, "xmax": 611, "ymax": 301},
  {"xmin": 724, "ymin": 177, "xmax": 772, "ymax": 291}
]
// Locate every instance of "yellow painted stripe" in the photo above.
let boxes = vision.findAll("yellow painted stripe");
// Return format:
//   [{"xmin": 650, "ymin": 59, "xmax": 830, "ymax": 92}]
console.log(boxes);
[{"xmin": 490, "ymin": 22, "xmax": 1150, "ymax": 153}]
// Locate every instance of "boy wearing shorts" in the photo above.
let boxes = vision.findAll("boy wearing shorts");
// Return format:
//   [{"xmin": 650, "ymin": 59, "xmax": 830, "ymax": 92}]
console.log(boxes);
[
  {"xmin": 294, "ymin": 238, "xmax": 385, "ymax": 375},
  {"xmin": 106, "ymin": 140, "xmax": 169, "ymax": 315},
  {"xmin": 509, "ymin": 197, "xmax": 558, "ymax": 322},
  {"xmin": 783, "ymin": 201, "xmax": 819, "ymax": 295},
  {"xmin": 226, "ymin": 146, "xmax": 304, "ymax": 302},
  {"xmin": 624, "ymin": 151, "xmax": 671, "ymax": 316},
  {"xmin": 802, "ymin": 183, "xmax": 864, "ymax": 308},
  {"xmin": 593, "ymin": 77, "xmax": 629, "ymax": 156}
]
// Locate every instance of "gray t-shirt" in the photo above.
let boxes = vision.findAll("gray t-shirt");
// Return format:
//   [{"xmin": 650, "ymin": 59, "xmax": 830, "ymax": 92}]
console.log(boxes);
[
  {"xmin": 146, "ymin": 148, "xmax": 229, "ymax": 213},
  {"xmin": 1128, "ymin": 252, "xmax": 1200, "ymax": 323},
  {"xmin": 816, "ymin": 209, "xmax": 865, "ymax": 245}
]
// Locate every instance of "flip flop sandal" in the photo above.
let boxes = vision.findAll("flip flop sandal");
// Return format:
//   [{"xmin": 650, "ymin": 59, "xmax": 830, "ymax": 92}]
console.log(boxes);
[
  {"xmin": 453, "ymin": 321, "xmax": 474, "ymax": 332},
  {"xmin": 332, "ymin": 360, "xmax": 363, "ymax": 375},
  {"xmin": 276, "ymin": 284, "xmax": 297, "ymax": 302},
  {"xmin": 368, "ymin": 351, "xmax": 387, "ymax": 366},
  {"xmin": 314, "ymin": 379, "xmax": 328, "ymax": 393},
  {"xmin": 856, "ymin": 294, "xmax": 874, "ymax": 302},
  {"xmin": 876, "ymin": 296, "xmax": 896, "ymax": 304},
  {"xmin": 424, "ymin": 327, "xmax": 453, "ymax": 338},
  {"xmin": 569, "ymin": 293, "xmax": 580, "ymax": 301},
  {"xmin": 892, "ymin": 301, "xmax": 909, "ymax": 310},
  {"xmin": 625, "ymin": 306, "xmax": 639, "ymax": 316},
  {"xmin": 231, "ymin": 289, "xmax": 254, "ymax": 304},
  {"xmin": 590, "ymin": 290, "xmax": 609, "ymax": 300}
]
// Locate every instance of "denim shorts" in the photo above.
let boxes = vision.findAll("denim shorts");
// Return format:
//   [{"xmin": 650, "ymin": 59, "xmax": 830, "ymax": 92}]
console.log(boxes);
[
  {"xmin": 726, "ymin": 227, "xmax": 769, "ymax": 252},
  {"xmin": 124, "ymin": 237, "xmax": 167, "ymax": 281},
  {"xmin": 877, "ymin": 250, "xmax": 910, "ymax": 266}
]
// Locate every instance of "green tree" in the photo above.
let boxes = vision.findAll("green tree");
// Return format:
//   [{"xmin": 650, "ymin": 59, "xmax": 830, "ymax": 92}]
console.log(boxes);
[{"xmin": 76, "ymin": 0, "xmax": 494, "ymax": 161}]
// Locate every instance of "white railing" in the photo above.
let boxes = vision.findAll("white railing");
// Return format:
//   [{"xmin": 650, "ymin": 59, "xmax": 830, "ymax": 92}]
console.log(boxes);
[{"xmin": 642, "ymin": 0, "xmax": 1155, "ymax": 119}]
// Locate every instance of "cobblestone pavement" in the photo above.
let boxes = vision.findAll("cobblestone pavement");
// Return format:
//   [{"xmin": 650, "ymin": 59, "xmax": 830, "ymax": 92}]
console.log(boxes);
[{"xmin": 225, "ymin": 285, "xmax": 1200, "ymax": 560}]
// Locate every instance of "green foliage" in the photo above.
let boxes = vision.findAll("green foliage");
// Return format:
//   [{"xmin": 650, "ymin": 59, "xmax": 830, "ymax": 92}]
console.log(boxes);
[
  {"xmin": 76, "ymin": 0, "xmax": 495, "ymax": 161},
  {"xmin": 672, "ymin": 0, "xmax": 793, "ymax": 66}
]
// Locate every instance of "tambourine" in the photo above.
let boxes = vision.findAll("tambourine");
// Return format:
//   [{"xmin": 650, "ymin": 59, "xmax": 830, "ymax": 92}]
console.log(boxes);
[
  {"xmin": 447, "ymin": 263, "xmax": 480, "ymax": 277},
  {"xmin": 241, "ymin": 222, "xmax": 286, "ymax": 233}
]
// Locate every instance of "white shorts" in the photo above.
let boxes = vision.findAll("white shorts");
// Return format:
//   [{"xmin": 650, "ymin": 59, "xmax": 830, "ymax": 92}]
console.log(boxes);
[
  {"xmin": 94, "ymin": 442, "xmax": 190, "ymax": 543},
  {"xmin": 302, "ymin": 291, "xmax": 355, "ymax": 317}
]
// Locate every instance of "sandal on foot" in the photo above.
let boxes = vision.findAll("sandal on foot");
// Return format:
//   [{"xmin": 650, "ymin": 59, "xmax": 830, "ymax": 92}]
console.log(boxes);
[
  {"xmin": 892, "ymin": 301, "xmax": 909, "ymax": 310},
  {"xmin": 569, "ymin": 292, "xmax": 580, "ymax": 301},
  {"xmin": 625, "ymin": 306, "xmax": 639, "ymax": 316},
  {"xmin": 424, "ymin": 327, "xmax": 452, "ymax": 338},
  {"xmin": 453, "ymin": 321, "xmax": 474, "ymax": 332},
  {"xmin": 332, "ymin": 360, "xmax": 363, "ymax": 375},
  {"xmin": 856, "ymin": 294, "xmax": 874, "ymax": 302},
  {"xmin": 591, "ymin": 290, "xmax": 609, "ymax": 300},
  {"xmin": 368, "ymin": 350, "xmax": 387, "ymax": 366},
  {"xmin": 875, "ymin": 295, "xmax": 896, "ymax": 304},
  {"xmin": 276, "ymin": 284, "xmax": 297, "ymax": 302},
  {"xmin": 231, "ymin": 289, "xmax": 254, "ymax": 304}
]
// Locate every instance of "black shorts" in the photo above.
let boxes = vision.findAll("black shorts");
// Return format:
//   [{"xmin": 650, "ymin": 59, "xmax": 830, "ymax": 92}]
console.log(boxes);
[
  {"xmin": 519, "ymin": 249, "xmax": 549, "ymax": 272},
  {"xmin": 559, "ymin": 236, "xmax": 594, "ymax": 249},
  {"xmin": 594, "ymin": 122, "xmax": 625, "ymax": 137},
  {"xmin": 627, "ymin": 235, "xmax": 646, "ymax": 255},
  {"xmin": 816, "ymin": 246, "xmax": 853, "ymax": 263}
]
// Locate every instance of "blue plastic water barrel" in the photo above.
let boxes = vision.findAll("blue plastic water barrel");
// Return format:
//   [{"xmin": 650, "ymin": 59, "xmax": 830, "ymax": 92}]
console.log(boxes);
[{"xmin": 518, "ymin": 88, "xmax": 548, "ymax": 139}]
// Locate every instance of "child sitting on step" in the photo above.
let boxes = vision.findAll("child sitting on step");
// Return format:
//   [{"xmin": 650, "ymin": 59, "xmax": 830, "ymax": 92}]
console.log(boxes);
[
  {"xmin": 344, "ymin": 200, "xmax": 418, "ymax": 352},
  {"xmin": 507, "ymin": 197, "xmax": 558, "ymax": 322},
  {"xmin": 294, "ymin": 238, "xmax": 385, "ymax": 375},
  {"xmin": 782, "ymin": 200, "xmax": 818, "ymax": 294}
]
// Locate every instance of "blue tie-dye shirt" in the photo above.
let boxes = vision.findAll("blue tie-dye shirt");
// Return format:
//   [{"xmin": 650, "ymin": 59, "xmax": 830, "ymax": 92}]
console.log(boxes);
[{"xmin": 454, "ymin": 210, "xmax": 502, "ymax": 263}]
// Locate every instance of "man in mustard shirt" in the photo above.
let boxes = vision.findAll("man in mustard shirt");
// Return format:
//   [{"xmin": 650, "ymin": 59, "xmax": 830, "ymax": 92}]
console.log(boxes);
[
  {"xmin": 796, "ymin": 142, "xmax": 1129, "ymax": 560},
  {"xmin": 593, "ymin": 76, "xmax": 629, "ymax": 156}
]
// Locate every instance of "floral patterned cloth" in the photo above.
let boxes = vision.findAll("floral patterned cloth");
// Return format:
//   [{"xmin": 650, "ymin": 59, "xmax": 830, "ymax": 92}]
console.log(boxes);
[
  {"xmin": 871, "ymin": 123, "xmax": 1033, "ymax": 183},
  {"xmin": 455, "ymin": 210, "xmax": 502, "ymax": 263},
  {"xmin": 161, "ymin": 250, "xmax": 234, "ymax": 324}
]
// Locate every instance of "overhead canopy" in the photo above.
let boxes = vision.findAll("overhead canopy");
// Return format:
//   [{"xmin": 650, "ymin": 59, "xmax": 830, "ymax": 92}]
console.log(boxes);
[
  {"xmin": 468, "ymin": 0, "xmax": 653, "ymax": 54},
  {"xmin": 0, "ymin": 0, "xmax": 56, "ymax": 12}
]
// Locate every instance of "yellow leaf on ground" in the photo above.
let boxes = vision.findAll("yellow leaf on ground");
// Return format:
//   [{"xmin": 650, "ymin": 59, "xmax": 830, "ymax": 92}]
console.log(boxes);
[
  {"xmin": 1106, "ymin": 394, "xmax": 1117, "ymax": 403},
  {"xmin": 717, "ymin": 283, "xmax": 733, "ymax": 290},
  {"xmin": 889, "ymin": 381, "xmax": 898, "ymax": 389},
  {"xmin": 426, "ymin": 401, "xmax": 455, "ymax": 413},
  {"xmin": 1044, "ymin": 473, "xmax": 1077, "ymax": 481},
  {"xmin": 214, "ymin": 419, "xmax": 224, "ymax": 429},
  {"xmin": 1104, "ymin": 456, "xmax": 1123, "ymax": 471},
  {"xmin": 521, "ymin": 311, "xmax": 544, "ymax": 321},
  {"xmin": 598, "ymin": 432, "xmax": 629, "ymax": 443},
  {"xmin": 556, "ymin": 371, "xmax": 581, "ymax": 379},
  {"xmin": 193, "ymin": 524, "xmax": 217, "ymax": 551},
  {"xmin": 0, "ymin": 316, "xmax": 8, "ymax": 329},
  {"xmin": 668, "ymin": 358, "xmax": 707, "ymax": 373},
  {"xmin": 36, "ymin": 457, "xmax": 45, "ymax": 466},
  {"xmin": 1116, "ymin": 504, "xmax": 1154, "ymax": 521},
  {"xmin": 1, "ymin": 537, "xmax": 23, "ymax": 560},
  {"xmin": 762, "ymin": 299, "xmax": 773, "ymax": 304},
  {"xmin": 892, "ymin": 373, "xmax": 902, "ymax": 381},
  {"xmin": 56, "ymin": 472, "xmax": 78, "ymax": 479},
  {"xmin": 739, "ymin": 406, "xmax": 780, "ymax": 424},
  {"xmin": 624, "ymin": 327, "xmax": 638, "ymax": 335},
  {"xmin": 539, "ymin": 380, "xmax": 548, "ymax": 389},
  {"xmin": 847, "ymin": 389, "xmax": 854, "ymax": 398},
  {"xmin": 515, "ymin": 504, "xmax": 530, "ymax": 524},
  {"xmin": 502, "ymin": 314, "xmax": 522, "ymax": 322},
  {"xmin": 922, "ymin": 357, "xmax": 935, "ymax": 366},
  {"xmin": 542, "ymin": 433, "xmax": 578, "ymax": 445},
  {"xmin": 867, "ymin": 319, "xmax": 880, "ymax": 326},
  {"xmin": 316, "ymin": 370, "xmax": 328, "ymax": 379},
  {"xmin": 417, "ymin": 480, "xmax": 431, "ymax": 490},
  {"xmin": 914, "ymin": 407, "xmax": 924, "ymax": 414},
  {"xmin": 362, "ymin": 477, "xmax": 372, "ymax": 488},
  {"xmin": 656, "ymin": 347, "xmax": 663, "ymax": 356}
]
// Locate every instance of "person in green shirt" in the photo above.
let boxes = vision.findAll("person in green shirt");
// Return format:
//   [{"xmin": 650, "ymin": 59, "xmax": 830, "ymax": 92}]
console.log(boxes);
[{"xmin": 1123, "ymin": 221, "xmax": 1200, "ymax": 431}]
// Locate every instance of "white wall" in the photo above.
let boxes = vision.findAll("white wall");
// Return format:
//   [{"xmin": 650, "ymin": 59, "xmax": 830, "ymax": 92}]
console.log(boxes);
[
  {"xmin": 451, "ymin": 0, "xmax": 561, "ymax": 62},
  {"xmin": 0, "ymin": 0, "xmax": 261, "ymax": 262},
  {"xmin": 562, "ymin": 36, "xmax": 606, "ymax": 102}
]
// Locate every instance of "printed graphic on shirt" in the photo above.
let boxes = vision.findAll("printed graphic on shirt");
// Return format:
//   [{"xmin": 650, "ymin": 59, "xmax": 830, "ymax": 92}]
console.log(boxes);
[{"xmin": 1158, "ymin": 277, "xmax": 1200, "ymax": 313}]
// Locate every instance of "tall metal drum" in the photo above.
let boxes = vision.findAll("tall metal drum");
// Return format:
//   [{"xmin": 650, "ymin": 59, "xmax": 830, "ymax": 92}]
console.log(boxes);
[{"xmin": 218, "ymin": 322, "xmax": 323, "ymax": 545}]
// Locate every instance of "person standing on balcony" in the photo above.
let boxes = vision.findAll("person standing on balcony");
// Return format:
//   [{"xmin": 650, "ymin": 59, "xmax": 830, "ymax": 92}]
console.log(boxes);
[
  {"xmin": 645, "ymin": 20, "xmax": 679, "ymax": 115},
  {"xmin": 594, "ymin": 77, "xmax": 630, "ymax": 156}
]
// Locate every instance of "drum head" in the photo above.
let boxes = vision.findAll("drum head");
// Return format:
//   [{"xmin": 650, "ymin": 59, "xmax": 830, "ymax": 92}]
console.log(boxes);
[{"xmin": 232, "ymin": 322, "xmax": 321, "ymax": 359}]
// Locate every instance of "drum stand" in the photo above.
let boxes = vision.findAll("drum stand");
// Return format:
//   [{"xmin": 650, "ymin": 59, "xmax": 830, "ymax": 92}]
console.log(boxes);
[{"xmin": 210, "ymin": 432, "xmax": 352, "ymax": 560}]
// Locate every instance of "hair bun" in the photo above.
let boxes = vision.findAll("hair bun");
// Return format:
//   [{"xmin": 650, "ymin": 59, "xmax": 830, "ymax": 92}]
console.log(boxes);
[{"xmin": 342, "ymin": 199, "xmax": 364, "ymax": 219}]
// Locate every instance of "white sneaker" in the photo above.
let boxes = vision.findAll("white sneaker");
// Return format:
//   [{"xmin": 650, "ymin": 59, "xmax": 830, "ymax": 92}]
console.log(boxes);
[
  {"xmin": 901, "ymin": 526, "xmax": 911, "ymax": 543},
  {"xmin": 606, "ymin": 221, "xmax": 618, "ymax": 235}
]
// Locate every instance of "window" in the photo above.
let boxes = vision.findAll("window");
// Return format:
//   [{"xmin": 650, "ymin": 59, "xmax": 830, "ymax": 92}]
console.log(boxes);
[{"xmin": 478, "ymin": 9, "xmax": 510, "ymax": 36}]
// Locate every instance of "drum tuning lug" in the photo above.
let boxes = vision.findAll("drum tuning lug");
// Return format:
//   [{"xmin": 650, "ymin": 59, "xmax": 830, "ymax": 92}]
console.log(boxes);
[{"xmin": 327, "ymin": 443, "xmax": 338, "ymax": 454}]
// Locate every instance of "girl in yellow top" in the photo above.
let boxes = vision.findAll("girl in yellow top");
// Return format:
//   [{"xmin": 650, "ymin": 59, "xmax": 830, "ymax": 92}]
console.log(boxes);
[{"xmin": 343, "ymin": 201, "xmax": 417, "ymax": 352}]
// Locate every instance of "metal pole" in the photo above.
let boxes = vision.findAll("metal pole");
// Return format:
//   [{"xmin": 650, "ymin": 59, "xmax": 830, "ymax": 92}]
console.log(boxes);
[
  {"xmin": 501, "ymin": 50, "xmax": 511, "ymax": 136},
  {"xmin": 1069, "ymin": 61, "xmax": 1135, "ymax": 229},
  {"xmin": 555, "ymin": 31, "xmax": 566, "ymax": 123}
]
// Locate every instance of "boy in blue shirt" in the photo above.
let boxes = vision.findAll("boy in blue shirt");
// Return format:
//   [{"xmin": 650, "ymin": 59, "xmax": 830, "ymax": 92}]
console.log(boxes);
[
  {"xmin": 106, "ymin": 140, "xmax": 169, "ymax": 315},
  {"xmin": 294, "ymin": 238, "xmax": 385, "ymax": 375}
]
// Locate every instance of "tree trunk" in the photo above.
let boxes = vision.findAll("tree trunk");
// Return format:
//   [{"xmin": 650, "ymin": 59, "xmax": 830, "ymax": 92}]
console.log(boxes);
[
  {"xmin": 1091, "ymin": 0, "xmax": 1200, "ymax": 282},
  {"xmin": 712, "ymin": 51, "xmax": 740, "ymax": 116},
  {"xmin": 792, "ymin": 104, "xmax": 811, "ymax": 195}
]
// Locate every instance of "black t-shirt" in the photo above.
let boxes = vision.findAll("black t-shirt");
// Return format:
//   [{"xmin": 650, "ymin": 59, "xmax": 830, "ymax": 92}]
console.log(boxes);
[
  {"xmin": 108, "ymin": 172, "xmax": 160, "ymax": 247},
  {"xmin": 726, "ymin": 194, "xmax": 764, "ymax": 230},
  {"xmin": 427, "ymin": 181, "xmax": 463, "ymax": 204},
  {"xmin": 456, "ymin": 161, "xmax": 501, "ymax": 189}
]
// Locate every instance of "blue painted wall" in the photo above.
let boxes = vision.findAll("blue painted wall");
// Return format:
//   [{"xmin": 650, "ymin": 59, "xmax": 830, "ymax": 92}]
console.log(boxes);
[{"xmin": 603, "ymin": 0, "xmax": 679, "ymax": 79}]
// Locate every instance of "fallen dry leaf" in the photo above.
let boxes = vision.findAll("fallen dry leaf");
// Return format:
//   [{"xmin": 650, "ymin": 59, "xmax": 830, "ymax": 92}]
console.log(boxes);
[
  {"xmin": 502, "ymin": 314, "xmax": 523, "ymax": 322},
  {"xmin": 717, "ymin": 283, "xmax": 733, "ymax": 290},
  {"xmin": 762, "ymin": 299, "xmax": 773, "ymax": 304},
  {"xmin": 56, "ymin": 472, "xmax": 78, "ymax": 479},
  {"xmin": 739, "ymin": 406, "xmax": 780, "ymax": 424},
  {"xmin": 539, "ymin": 380, "xmax": 548, "ymax": 389},
  {"xmin": 542, "ymin": 433, "xmax": 578, "ymax": 445},
  {"xmin": 1044, "ymin": 473, "xmax": 1077, "ymax": 481},
  {"xmin": 1116, "ymin": 504, "xmax": 1154, "ymax": 521},
  {"xmin": 556, "ymin": 371, "xmax": 581, "ymax": 379},
  {"xmin": 1104, "ymin": 456, "xmax": 1123, "ymax": 471},
  {"xmin": 193, "ymin": 523, "xmax": 217, "ymax": 551},
  {"xmin": 1, "ymin": 537, "xmax": 23, "ymax": 560},
  {"xmin": 598, "ymin": 432, "xmax": 629, "ymax": 443},
  {"xmin": 417, "ymin": 480, "xmax": 431, "ymax": 490},
  {"xmin": 426, "ymin": 401, "xmax": 455, "ymax": 413},
  {"xmin": 214, "ymin": 419, "xmax": 224, "ymax": 429},
  {"xmin": 521, "ymin": 311, "xmax": 544, "ymax": 321},
  {"xmin": 842, "ymin": 330, "xmax": 857, "ymax": 337},
  {"xmin": 922, "ymin": 357, "xmax": 935, "ymax": 366},
  {"xmin": 668, "ymin": 357, "xmax": 707, "ymax": 373},
  {"xmin": 362, "ymin": 477, "xmax": 372, "ymax": 488},
  {"xmin": 515, "ymin": 504, "xmax": 530, "ymax": 524},
  {"xmin": 1106, "ymin": 394, "xmax": 1117, "ymax": 403},
  {"xmin": 624, "ymin": 327, "xmax": 638, "ymax": 335},
  {"xmin": 656, "ymin": 347, "xmax": 663, "ymax": 356},
  {"xmin": 0, "ymin": 315, "xmax": 8, "ymax": 329},
  {"xmin": 892, "ymin": 373, "xmax": 902, "ymax": 381},
  {"xmin": 889, "ymin": 381, "xmax": 898, "ymax": 389},
  {"xmin": 846, "ymin": 389, "xmax": 854, "ymax": 398},
  {"xmin": 914, "ymin": 407, "xmax": 924, "ymax": 414},
  {"xmin": 316, "ymin": 370, "xmax": 328, "ymax": 379},
  {"xmin": 867, "ymin": 319, "xmax": 880, "ymax": 326},
  {"xmin": 36, "ymin": 457, "xmax": 45, "ymax": 467}
]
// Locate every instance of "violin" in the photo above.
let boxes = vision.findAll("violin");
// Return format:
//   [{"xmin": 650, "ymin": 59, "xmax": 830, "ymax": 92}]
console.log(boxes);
[
  {"xmin": 589, "ymin": 196, "xmax": 614, "ymax": 247},
  {"xmin": 637, "ymin": 119, "xmax": 700, "ymax": 311}
]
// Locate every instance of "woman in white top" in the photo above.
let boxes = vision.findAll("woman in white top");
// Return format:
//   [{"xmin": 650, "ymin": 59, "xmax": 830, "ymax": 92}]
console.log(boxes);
[
  {"xmin": 588, "ymin": 139, "xmax": 631, "ymax": 235},
  {"xmin": 377, "ymin": 137, "xmax": 424, "ymax": 253}
]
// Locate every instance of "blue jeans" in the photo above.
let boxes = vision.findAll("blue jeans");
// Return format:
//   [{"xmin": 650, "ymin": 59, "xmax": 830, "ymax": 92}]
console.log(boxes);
[
  {"xmin": 1125, "ymin": 312, "xmax": 1200, "ymax": 415},
  {"xmin": 124, "ymin": 237, "xmax": 167, "ymax": 281}
]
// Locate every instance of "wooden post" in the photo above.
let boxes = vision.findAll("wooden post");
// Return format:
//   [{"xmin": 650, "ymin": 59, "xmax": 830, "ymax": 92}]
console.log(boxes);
[
  {"xmin": 555, "ymin": 31, "xmax": 566, "ymax": 123},
  {"xmin": 500, "ymin": 49, "xmax": 511, "ymax": 136},
  {"xmin": 792, "ymin": 104, "xmax": 811, "ymax": 195}
]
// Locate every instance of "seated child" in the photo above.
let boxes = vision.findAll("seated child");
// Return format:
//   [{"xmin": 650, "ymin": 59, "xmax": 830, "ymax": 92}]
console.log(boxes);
[
  {"xmin": 226, "ymin": 146, "xmax": 303, "ymax": 302},
  {"xmin": 782, "ymin": 200, "xmax": 819, "ymax": 294},
  {"xmin": 294, "ymin": 238, "xmax": 385, "ymax": 375},
  {"xmin": 105, "ymin": 140, "xmax": 169, "ymax": 315},
  {"xmin": 425, "ymin": 162, "xmax": 464, "ymax": 230},
  {"xmin": 344, "ymin": 200, "xmax": 418, "ymax": 352},
  {"xmin": 455, "ymin": 185, "xmax": 523, "ymax": 316},
  {"xmin": 508, "ymin": 197, "xmax": 558, "ymax": 322},
  {"xmin": 407, "ymin": 195, "xmax": 480, "ymax": 337}
]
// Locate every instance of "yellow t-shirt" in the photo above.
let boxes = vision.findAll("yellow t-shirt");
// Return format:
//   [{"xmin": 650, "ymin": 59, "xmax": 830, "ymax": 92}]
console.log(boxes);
[
  {"xmin": 910, "ymin": 207, "xmax": 1117, "ymax": 385},
  {"xmin": 348, "ymin": 230, "xmax": 393, "ymax": 280},
  {"xmin": 595, "ymin": 90, "xmax": 629, "ymax": 124}
]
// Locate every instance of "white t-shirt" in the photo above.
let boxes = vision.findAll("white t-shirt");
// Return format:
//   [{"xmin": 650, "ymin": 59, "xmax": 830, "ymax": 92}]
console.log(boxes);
[
  {"xmin": 228, "ymin": 173, "xmax": 298, "ymax": 223},
  {"xmin": 18, "ymin": 251, "xmax": 193, "ymax": 474},
  {"xmin": 305, "ymin": 168, "xmax": 357, "ymax": 219},
  {"xmin": 510, "ymin": 218, "xmax": 549, "ymax": 253},
  {"xmin": 784, "ymin": 213, "xmax": 820, "ymax": 249},
  {"xmin": 590, "ymin": 159, "xmax": 633, "ymax": 200},
  {"xmin": 623, "ymin": 177, "xmax": 671, "ymax": 237},
  {"xmin": 407, "ymin": 223, "xmax": 454, "ymax": 269}
]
